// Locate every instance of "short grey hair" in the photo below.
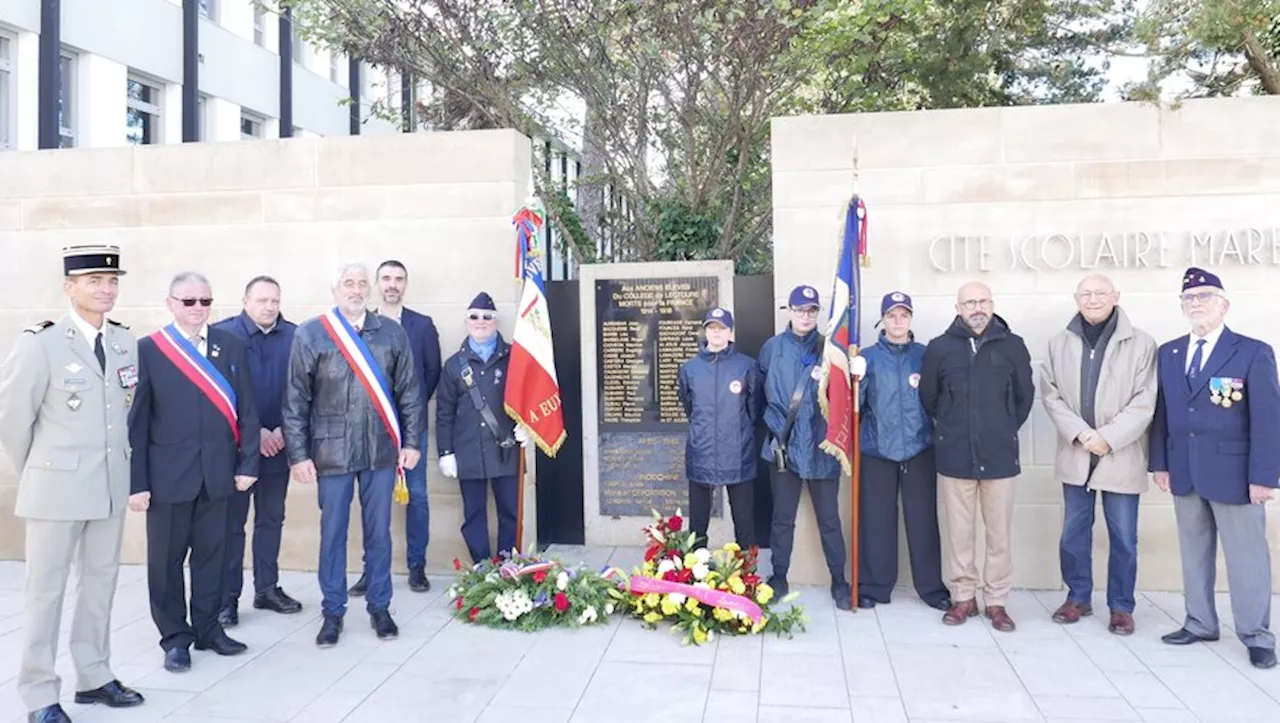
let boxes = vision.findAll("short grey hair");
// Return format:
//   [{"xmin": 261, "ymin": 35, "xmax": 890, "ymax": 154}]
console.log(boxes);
[
  {"xmin": 169, "ymin": 271, "xmax": 211, "ymax": 296},
  {"xmin": 332, "ymin": 261, "xmax": 370, "ymax": 290}
]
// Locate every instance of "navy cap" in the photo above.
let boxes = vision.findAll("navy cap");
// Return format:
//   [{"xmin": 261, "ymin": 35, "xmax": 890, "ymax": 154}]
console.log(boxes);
[
  {"xmin": 703, "ymin": 307, "xmax": 734, "ymax": 330},
  {"xmin": 787, "ymin": 285, "xmax": 820, "ymax": 308},
  {"xmin": 468, "ymin": 291, "xmax": 497, "ymax": 311},
  {"xmin": 1182, "ymin": 267, "xmax": 1223, "ymax": 293},
  {"xmin": 881, "ymin": 291, "xmax": 913, "ymax": 316}
]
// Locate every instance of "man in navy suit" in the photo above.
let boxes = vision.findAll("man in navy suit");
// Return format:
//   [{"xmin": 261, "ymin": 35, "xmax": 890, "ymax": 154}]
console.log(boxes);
[
  {"xmin": 1150, "ymin": 266, "xmax": 1279, "ymax": 670},
  {"xmin": 129, "ymin": 272, "xmax": 261, "ymax": 673},
  {"xmin": 348, "ymin": 260, "xmax": 442, "ymax": 596}
]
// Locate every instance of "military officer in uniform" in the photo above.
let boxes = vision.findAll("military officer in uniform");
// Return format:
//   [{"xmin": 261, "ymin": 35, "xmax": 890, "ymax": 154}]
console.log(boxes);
[{"xmin": 0, "ymin": 245, "xmax": 145, "ymax": 723}]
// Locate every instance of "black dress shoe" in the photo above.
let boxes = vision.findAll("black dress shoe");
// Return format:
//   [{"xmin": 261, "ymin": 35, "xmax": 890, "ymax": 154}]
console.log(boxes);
[
  {"xmin": 163, "ymin": 647, "xmax": 191, "ymax": 673},
  {"xmin": 194, "ymin": 632, "xmax": 248, "ymax": 656},
  {"xmin": 217, "ymin": 605, "xmax": 239, "ymax": 628},
  {"xmin": 831, "ymin": 581, "xmax": 853, "ymax": 612},
  {"xmin": 767, "ymin": 576, "xmax": 788, "ymax": 599},
  {"xmin": 1249, "ymin": 647, "xmax": 1278, "ymax": 669},
  {"xmin": 74, "ymin": 679, "xmax": 145, "ymax": 707},
  {"xmin": 1161, "ymin": 628, "xmax": 1219, "ymax": 645},
  {"xmin": 254, "ymin": 586, "xmax": 303, "ymax": 614},
  {"xmin": 349, "ymin": 573, "xmax": 368, "ymax": 597},
  {"xmin": 371, "ymin": 610, "xmax": 399, "ymax": 640},
  {"xmin": 316, "ymin": 614, "xmax": 343, "ymax": 648},
  {"xmin": 408, "ymin": 565, "xmax": 431, "ymax": 593},
  {"xmin": 926, "ymin": 597, "xmax": 952, "ymax": 612},
  {"xmin": 857, "ymin": 596, "xmax": 878, "ymax": 610},
  {"xmin": 27, "ymin": 704, "xmax": 71, "ymax": 723}
]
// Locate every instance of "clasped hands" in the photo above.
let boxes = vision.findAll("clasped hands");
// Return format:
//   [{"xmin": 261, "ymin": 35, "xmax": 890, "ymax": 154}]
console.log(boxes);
[{"xmin": 1076, "ymin": 429, "xmax": 1111, "ymax": 457}]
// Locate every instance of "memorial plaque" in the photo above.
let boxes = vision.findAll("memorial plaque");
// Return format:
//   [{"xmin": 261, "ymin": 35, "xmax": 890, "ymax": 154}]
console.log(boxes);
[{"xmin": 595, "ymin": 276, "xmax": 723, "ymax": 517}]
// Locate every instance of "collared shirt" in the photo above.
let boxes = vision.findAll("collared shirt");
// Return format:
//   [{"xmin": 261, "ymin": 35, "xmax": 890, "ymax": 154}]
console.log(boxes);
[
  {"xmin": 1186, "ymin": 323, "xmax": 1225, "ymax": 373},
  {"xmin": 255, "ymin": 320, "xmax": 279, "ymax": 335},
  {"xmin": 378, "ymin": 306, "xmax": 402, "ymax": 324},
  {"xmin": 186, "ymin": 323, "xmax": 211, "ymax": 357},
  {"xmin": 351, "ymin": 312, "xmax": 367, "ymax": 332},
  {"xmin": 68, "ymin": 307, "xmax": 105, "ymax": 355}
]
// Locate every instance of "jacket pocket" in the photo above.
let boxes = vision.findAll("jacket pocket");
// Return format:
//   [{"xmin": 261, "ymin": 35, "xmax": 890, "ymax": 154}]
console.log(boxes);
[
  {"xmin": 1217, "ymin": 441, "xmax": 1248, "ymax": 456},
  {"xmin": 27, "ymin": 450, "xmax": 79, "ymax": 472},
  {"xmin": 314, "ymin": 416, "xmax": 347, "ymax": 439}
]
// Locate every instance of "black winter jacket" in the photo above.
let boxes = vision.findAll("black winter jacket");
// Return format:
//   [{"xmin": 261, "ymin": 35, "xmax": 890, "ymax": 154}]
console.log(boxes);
[
  {"xmin": 919, "ymin": 315, "xmax": 1034, "ymax": 480},
  {"xmin": 436, "ymin": 335, "xmax": 519, "ymax": 481},
  {"xmin": 677, "ymin": 342, "xmax": 761, "ymax": 486}
]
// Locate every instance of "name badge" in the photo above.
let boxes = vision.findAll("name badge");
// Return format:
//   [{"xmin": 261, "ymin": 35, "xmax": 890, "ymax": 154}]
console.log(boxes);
[{"xmin": 118, "ymin": 364, "xmax": 139, "ymax": 389}]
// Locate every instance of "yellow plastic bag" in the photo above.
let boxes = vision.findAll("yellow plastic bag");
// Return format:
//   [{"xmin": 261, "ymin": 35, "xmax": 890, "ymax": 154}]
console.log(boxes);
[{"xmin": 393, "ymin": 469, "xmax": 409, "ymax": 506}]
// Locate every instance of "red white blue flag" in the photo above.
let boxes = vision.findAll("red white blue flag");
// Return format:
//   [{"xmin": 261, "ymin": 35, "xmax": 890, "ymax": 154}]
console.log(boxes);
[
  {"xmin": 818, "ymin": 196, "xmax": 868, "ymax": 476},
  {"xmin": 505, "ymin": 200, "xmax": 568, "ymax": 456}
]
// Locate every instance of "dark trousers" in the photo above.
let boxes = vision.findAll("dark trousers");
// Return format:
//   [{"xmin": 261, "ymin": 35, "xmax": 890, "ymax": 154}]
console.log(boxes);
[
  {"xmin": 689, "ymin": 480, "xmax": 756, "ymax": 548},
  {"xmin": 222, "ymin": 472, "xmax": 289, "ymax": 606},
  {"xmin": 403, "ymin": 432, "xmax": 431, "ymax": 568},
  {"xmin": 1060, "ymin": 483, "xmax": 1139, "ymax": 613},
  {"xmin": 768, "ymin": 467, "xmax": 846, "ymax": 583},
  {"xmin": 459, "ymin": 475, "xmax": 518, "ymax": 563},
  {"xmin": 317, "ymin": 468, "xmax": 394, "ymax": 618},
  {"xmin": 858, "ymin": 451, "xmax": 948, "ymax": 605},
  {"xmin": 146, "ymin": 485, "xmax": 228, "ymax": 651}
]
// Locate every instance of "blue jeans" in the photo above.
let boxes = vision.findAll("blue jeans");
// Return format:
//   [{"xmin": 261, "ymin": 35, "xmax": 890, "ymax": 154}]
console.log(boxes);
[
  {"xmin": 1059, "ymin": 483, "xmax": 1140, "ymax": 613},
  {"xmin": 404, "ymin": 433, "xmax": 430, "ymax": 568},
  {"xmin": 318, "ymin": 468, "xmax": 394, "ymax": 618}
]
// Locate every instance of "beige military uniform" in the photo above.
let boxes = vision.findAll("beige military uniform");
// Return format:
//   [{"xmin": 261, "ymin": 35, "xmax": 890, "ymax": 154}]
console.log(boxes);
[{"xmin": 0, "ymin": 312, "xmax": 138, "ymax": 711}]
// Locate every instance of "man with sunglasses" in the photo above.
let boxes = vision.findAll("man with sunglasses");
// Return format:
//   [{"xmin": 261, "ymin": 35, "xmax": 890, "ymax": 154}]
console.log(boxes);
[
  {"xmin": 1150, "ymin": 267, "xmax": 1279, "ymax": 670},
  {"xmin": 919, "ymin": 281, "xmax": 1033, "ymax": 633},
  {"xmin": 129, "ymin": 272, "xmax": 261, "ymax": 672},
  {"xmin": 436, "ymin": 293, "xmax": 530, "ymax": 564}
]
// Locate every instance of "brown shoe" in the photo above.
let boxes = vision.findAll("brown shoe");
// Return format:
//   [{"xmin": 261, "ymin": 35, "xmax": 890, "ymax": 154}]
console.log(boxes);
[
  {"xmin": 1051, "ymin": 601, "xmax": 1093, "ymax": 624},
  {"xmin": 942, "ymin": 599, "xmax": 978, "ymax": 626},
  {"xmin": 1108, "ymin": 610, "xmax": 1135, "ymax": 636},
  {"xmin": 985, "ymin": 605, "xmax": 1016, "ymax": 632}
]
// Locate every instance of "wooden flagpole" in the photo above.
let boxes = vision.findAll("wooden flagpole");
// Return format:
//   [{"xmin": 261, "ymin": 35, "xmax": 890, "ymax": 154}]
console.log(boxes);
[{"xmin": 850, "ymin": 379, "xmax": 862, "ymax": 610}]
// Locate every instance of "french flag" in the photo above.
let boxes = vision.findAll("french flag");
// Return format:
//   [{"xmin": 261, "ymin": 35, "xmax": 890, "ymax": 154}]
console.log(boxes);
[
  {"xmin": 818, "ymin": 196, "xmax": 868, "ymax": 476},
  {"xmin": 504, "ymin": 202, "xmax": 568, "ymax": 456}
]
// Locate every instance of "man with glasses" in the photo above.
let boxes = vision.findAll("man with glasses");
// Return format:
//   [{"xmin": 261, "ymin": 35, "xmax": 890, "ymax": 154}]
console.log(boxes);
[
  {"xmin": 1040, "ymin": 274, "xmax": 1156, "ymax": 636},
  {"xmin": 760, "ymin": 284, "xmax": 852, "ymax": 611},
  {"xmin": 920, "ymin": 281, "xmax": 1033, "ymax": 632},
  {"xmin": 129, "ymin": 272, "xmax": 260, "ymax": 672},
  {"xmin": 1150, "ymin": 267, "xmax": 1279, "ymax": 669},
  {"xmin": 436, "ymin": 292, "xmax": 529, "ymax": 563}
]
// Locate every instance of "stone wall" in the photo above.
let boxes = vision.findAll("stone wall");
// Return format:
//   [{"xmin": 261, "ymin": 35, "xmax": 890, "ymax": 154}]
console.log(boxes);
[
  {"xmin": 0, "ymin": 130, "xmax": 537, "ymax": 574},
  {"xmin": 772, "ymin": 97, "xmax": 1280, "ymax": 591}
]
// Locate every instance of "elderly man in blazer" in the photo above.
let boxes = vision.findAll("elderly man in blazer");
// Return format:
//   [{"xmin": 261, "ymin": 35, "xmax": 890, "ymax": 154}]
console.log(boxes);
[
  {"xmin": 0, "ymin": 246, "xmax": 145, "ymax": 723},
  {"xmin": 1150, "ymin": 267, "xmax": 1280, "ymax": 670},
  {"xmin": 1041, "ymin": 274, "xmax": 1157, "ymax": 636}
]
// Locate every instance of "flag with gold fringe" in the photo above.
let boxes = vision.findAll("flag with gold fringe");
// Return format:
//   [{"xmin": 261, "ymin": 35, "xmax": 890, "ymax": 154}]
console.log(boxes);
[{"xmin": 818, "ymin": 196, "xmax": 869, "ymax": 475}]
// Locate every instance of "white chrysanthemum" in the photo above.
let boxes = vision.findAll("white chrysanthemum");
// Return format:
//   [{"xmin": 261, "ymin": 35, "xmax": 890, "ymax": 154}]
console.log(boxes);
[
  {"xmin": 691, "ymin": 563, "xmax": 710, "ymax": 581},
  {"xmin": 657, "ymin": 559, "xmax": 676, "ymax": 576},
  {"xmin": 578, "ymin": 606, "xmax": 598, "ymax": 625},
  {"xmin": 556, "ymin": 571, "xmax": 570, "ymax": 590},
  {"xmin": 668, "ymin": 593, "xmax": 687, "ymax": 605},
  {"xmin": 605, "ymin": 602, "xmax": 616, "ymax": 615},
  {"xmin": 694, "ymin": 548, "xmax": 711, "ymax": 564}
]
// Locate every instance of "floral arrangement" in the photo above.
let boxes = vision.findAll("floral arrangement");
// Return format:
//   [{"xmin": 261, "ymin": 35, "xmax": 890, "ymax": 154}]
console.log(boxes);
[
  {"xmin": 625, "ymin": 509, "xmax": 807, "ymax": 645},
  {"xmin": 446, "ymin": 549, "xmax": 626, "ymax": 632}
]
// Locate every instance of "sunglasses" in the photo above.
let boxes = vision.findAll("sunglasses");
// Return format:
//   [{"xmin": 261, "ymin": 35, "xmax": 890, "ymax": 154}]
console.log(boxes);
[
  {"xmin": 468, "ymin": 312, "xmax": 496, "ymax": 321},
  {"xmin": 172, "ymin": 296, "xmax": 213, "ymax": 307}
]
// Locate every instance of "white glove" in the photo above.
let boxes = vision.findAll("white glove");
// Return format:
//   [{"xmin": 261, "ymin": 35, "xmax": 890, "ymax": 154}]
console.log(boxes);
[
  {"xmin": 438, "ymin": 454, "xmax": 458, "ymax": 478},
  {"xmin": 514, "ymin": 426, "xmax": 530, "ymax": 447},
  {"xmin": 850, "ymin": 354, "xmax": 867, "ymax": 378}
]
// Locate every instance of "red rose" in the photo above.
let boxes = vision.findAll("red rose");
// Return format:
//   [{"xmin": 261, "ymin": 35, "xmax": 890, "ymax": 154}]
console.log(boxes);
[
  {"xmin": 663, "ymin": 570, "xmax": 679, "ymax": 582},
  {"xmin": 668, "ymin": 515, "xmax": 683, "ymax": 531},
  {"xmin": 453, "ymin": 558, "xmax": 463, "ymax": 571},
  {"xmin": 676, "ymin": 567, "xmax": 694, "ymax": 584},
  {"xmin": 492, "ymin": 557, "xmax": 501, "ymax": 565},
  {"xmin": 533, "ymin": 570, "xmax": 548, "ymax": 584},
  {"xmin": 644, "ymin": 544, "xmax": 661, "ymax": 562},
  {"xmin": 744, "ymin": 574, "xmax": 760, "ymax": 586},
  {"xmin": 468, "ymin": 607, "xmax": 480, "ymax": 622},
  {"xmin": 455, "ymin": 597, "xmax": 464, "ymax": 611},
  {"xmin": 554, "ymin": 592, "xmax": 570, "ymax": 613}
]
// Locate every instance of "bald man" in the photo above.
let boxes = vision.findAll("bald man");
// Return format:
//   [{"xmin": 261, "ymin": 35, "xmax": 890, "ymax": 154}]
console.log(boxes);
[{"xmin": 920, "ymin": 282, "xmax": 1034, "ymax": 632}]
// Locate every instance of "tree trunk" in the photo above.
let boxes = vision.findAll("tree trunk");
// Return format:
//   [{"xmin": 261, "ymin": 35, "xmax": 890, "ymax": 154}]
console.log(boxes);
[
  {"xmin": 578, "ymin": 89, "xmax": 608, "ymax": 261},
  {"xmin": 1242, "ymin": 28, "xmax": 1280, "ymax": 94}
]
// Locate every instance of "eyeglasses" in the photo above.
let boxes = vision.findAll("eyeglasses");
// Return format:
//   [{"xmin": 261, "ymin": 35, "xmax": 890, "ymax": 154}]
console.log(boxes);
[
  {"xmin": 1075, "ymin": 291, "xmax": 1114, "ymax": 301},
  {"xmin": 959, "ymin": 299, "xmax": 993, "ymax": 310},
  {"xmin": 468, "ymin": 312, "xmax": 496, "ymax": 321},
  {"xmin": 790, "ymin": 307, "xmax": 819, "ymax": 317},
  {"xmin": 1180, "ymin": 291, "xmax": 1220, "ymax": 305},
  {"xmin": 171, "ymin": 296, "xmax": 213, "ymax": 307}
]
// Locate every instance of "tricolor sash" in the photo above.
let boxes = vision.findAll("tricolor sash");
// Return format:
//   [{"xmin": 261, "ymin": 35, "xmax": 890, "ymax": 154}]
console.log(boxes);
[
  {"xmin": 318, "ymin": 309, "xmax": 402, "ymax": 449},
  {"xmin": 150, "ymin": 325, "xmax": 240, "ymax": 444}
]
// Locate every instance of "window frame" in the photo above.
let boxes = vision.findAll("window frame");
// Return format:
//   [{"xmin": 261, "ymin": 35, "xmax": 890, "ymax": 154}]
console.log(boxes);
[
  {"xmin": 58, "ymin": 51, "xmax": 75, "ymax": 149},
  {"xmin": 0, "ymin": 31, "xmax": 14, "ymax": 150},
  {"xmin": 125, "ymin": 74, "xmax": 163, "ymax": 146},
  {"xmin": 199, "ymin": 0, "xmax": 218, "ymax": 22},
  {"xmin": 253, "ymin": 6, "xmax": 265, "ymax": 47},
  {"xmin": 240, "ymin": 111, "xmax": 264, "ymax": 140}
]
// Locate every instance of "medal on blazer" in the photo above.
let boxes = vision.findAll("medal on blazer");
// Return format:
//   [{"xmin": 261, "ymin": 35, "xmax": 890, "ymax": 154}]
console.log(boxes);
[
  {"xmin": 1209, "ymin": 377, "xmax": 1245, "ymax": 408},
  {"xmin": 67, "ymin": 394, "xmax": 81, "ymax": 411}
]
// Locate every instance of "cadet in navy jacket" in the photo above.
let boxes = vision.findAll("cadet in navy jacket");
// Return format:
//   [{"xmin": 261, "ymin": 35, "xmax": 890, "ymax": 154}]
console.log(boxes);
[
  {"xmin": 677, "ymin": 308, "xmax": 760, "ymax": 548},
  {"xmin": 855, "ymin": 293, "xmax": 949, "ymax": 612}
]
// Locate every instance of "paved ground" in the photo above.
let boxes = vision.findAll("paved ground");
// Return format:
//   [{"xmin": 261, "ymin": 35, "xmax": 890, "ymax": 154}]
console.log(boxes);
[{"xmin": 1, "ymin": 549, "xmax": 1278, "ymax": 723}]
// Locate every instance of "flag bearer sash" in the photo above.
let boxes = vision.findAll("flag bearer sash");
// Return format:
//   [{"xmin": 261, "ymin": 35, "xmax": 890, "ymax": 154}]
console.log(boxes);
[
  {"xmin": 150, "ymin": 324, "xmax": 240, "ymax": 444},
  {"xmin": 317, "ymin": 308, "xmax": 402, "ymax": 449}
]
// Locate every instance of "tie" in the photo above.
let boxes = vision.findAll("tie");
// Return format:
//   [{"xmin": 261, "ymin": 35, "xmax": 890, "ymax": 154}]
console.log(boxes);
[
  {"xmin": 190, "ymin": 334, "xmax": 204, "ymax": 356},
  {"xmin": 1187, "ymin": 339, "xmax": 1206, "ymax": 380},
  {"xmin": 93, "ymin": 333, "xmax": 106, "ymax": 372}
]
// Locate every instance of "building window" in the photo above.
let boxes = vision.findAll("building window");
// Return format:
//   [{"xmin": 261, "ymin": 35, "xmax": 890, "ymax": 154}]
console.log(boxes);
[
  {"xmin": 126, "ymin": 76, "xmax": 162, "ymax": 145},
  {"xmin": 291, "ymin": 24, "xmax": 303, "ymax": 64},
  {"xmin": 199, "ymin": 0, "xmax": 217, "ymax": 21},
  {"xmin": 329, "ymin": 50, "xmax": 340, "ymax": 83},
  {"xmin": 240, "ymin": 112, "xmax": 264, "ymax": 140},
  {"xmin": 253, "ymin": 7, "xmax": 265, "ymax": 47},
  {"xmin": 58, "ymin": 52, "xmax": 75, "ymax": 148},
  {"xmin": 0, "ymin": 33, "xmax": 13, "ymax": 150}
]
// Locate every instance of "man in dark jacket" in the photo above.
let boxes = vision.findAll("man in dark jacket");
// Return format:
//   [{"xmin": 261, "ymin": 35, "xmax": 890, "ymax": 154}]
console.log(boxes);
[
  {"xmin": 855, "ymin": 292, "xmax": 949, "ymax": 611},
  {"xmin": 677, "ymin": 308, "xmax": 760, "ymax": 547},
  {"xmin": 760, "ymin": 284, "xmax": 851, "ymax": 611},
  {"xmin": 436, "ymin": 292, "xmax": 529, "ymax": 564},
  {"xmin": 283, "ymin": 262, "xmax": 423, "ymax": 648},
  {"xmin": 348, "ymin": 260, "xmax": 443, "ymax": 597},
  {"xmin": 920, "ymin": 281, "xmax": 1033, "ymax": 633},
  {"xmin": 212, "ymin": 275, "xmax": 303, "ymax": 628}
]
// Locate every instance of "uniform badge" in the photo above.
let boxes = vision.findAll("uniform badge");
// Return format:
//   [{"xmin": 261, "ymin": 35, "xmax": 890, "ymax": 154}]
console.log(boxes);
[
  {"xmin": 210, "ymin": 344, "xmax": 221, "ymax": 359},
  {"xmin": 729, "ymin": 380, "xmax": 743, "ymax": 394},
  {"xmin": 810, "ymin": 366, "xmax": 822, "ymax": 381},
  {"xmin": 112, "ymin": 341, "xmax": 125, "ymax": 355},
  {"xmin": 67, "ymin": 394, "xmax": 82, "ymax": 411},
  {"xmin": 64, "ymin": 362, "xmax": 84, "ymax": 373},
  {"xmin": 118, "ymin": 364, "xmax": 138, "ymax": 388},
  {"xmin": 495, "ymin": 369, "xmax": 503, "ymax": 379},
  {"xmin": 125, "ymin": 390, "xmax": 135, "ymax": 407},
  {"xmin": 803, "ymin": 287, "xmax": 817, "ymax": 299},
  {"xmin": 908, "ymin": 373, "xmax": 921, "ymax": 388},
  {"xmin": 1209, "ymin": 377, "xmax": 1245, "ymax": 408}
]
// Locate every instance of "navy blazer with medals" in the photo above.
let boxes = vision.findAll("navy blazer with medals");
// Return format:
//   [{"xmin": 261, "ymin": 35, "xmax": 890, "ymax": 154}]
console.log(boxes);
[
  {"xmin": 128, "ymin": 326, "xmax": 261, "ymax": 504},
  {"xmin": 1149, "ymin": 326, "xmax": 1280, "ymax": 505}
]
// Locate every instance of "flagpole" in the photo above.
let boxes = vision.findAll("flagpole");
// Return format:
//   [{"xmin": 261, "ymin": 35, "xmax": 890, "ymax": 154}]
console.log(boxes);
[
  {"xmin": 850, "ymin": 380, "xmax": 861, "ymax": 610},
  {"xmin": 516, "ymin": 450, "xmax": 526, "ymax": 552}
]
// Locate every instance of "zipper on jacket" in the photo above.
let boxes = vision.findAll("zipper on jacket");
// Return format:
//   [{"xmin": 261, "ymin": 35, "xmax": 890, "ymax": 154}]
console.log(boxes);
[{"xmin": 968, "ymin": 336, "xmax": 979, "ymax": 474}]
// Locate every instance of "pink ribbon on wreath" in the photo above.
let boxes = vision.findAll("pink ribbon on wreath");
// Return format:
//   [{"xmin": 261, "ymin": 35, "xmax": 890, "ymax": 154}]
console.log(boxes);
[{"xmin": 627, "ymin": 575, "xmax": 763, "ymax": 623}]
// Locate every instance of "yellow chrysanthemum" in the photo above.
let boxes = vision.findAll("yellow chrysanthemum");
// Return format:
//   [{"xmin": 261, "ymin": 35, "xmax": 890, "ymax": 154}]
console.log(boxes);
[
  {"xmin": 752, "ymin": 615, "xmax": 769, "ymax": 633},
  {"xmin": 727, "ymin": 576, "xmax": 747, "ymax": 595},
  {"xmin": 660, "ymin": 596, "xmax": 681, "ymax": 616},
  {"xmin": 642, "ymin": 560, "xmax": 656, "ymax": 575},
  {"xmin": 643, "ymin": 593, "xmax": 660, "ymax": 608},
  {"xmin": 756, "ymin": 583, "xmax": 774, "ymax": 605},
  {"xmin": 723, "ymin": 542, "xmax": 741, "ymax": 553},
  {"xmin": 713, "ymin": 607, "xmax": 735, "ymax": 622},
  {"xmin": 683, "ymin": 597, "xmax": 700, "ymax": 613},
  {"xmin": 692, "ymin": 625, "xmax": 708, "ymax": 644},
  {"xmin": 643, "ymin": 611, "xmax": 663, "ymax": 624}
]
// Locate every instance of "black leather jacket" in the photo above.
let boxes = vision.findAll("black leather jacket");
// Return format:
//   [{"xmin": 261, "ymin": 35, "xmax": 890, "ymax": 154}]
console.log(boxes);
[{"xmin": 283, "ymin": 311, "xmax": 424, "ymax": 477}]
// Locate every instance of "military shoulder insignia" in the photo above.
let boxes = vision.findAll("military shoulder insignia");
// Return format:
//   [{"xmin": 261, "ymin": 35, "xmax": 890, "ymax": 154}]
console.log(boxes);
[
  {"xmin": 23, "ymin": 320, "xmax": 54, "ymax": 334},
  {"xmin": 107, "ymin": 318, "xmax": 130, "ymax": 329}
]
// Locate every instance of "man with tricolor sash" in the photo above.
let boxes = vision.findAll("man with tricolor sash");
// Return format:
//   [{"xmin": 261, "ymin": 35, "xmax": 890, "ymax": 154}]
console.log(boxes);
[
  {"xmin": 283, "ymin": 262, "xmax": 423, "ymax": 648},
  {"xmin": 129, "ymin": 272, "xmax": 261, "ymax": 673}
]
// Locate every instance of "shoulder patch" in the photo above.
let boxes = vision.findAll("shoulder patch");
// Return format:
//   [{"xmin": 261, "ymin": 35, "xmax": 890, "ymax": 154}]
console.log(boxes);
[
  {"xmin": 106, "ymin": 318, "xmax": 129, "ymax": 329},
  {"xmin": 23, "ymin": 320, "xmax": 54, "ymax": 334}
]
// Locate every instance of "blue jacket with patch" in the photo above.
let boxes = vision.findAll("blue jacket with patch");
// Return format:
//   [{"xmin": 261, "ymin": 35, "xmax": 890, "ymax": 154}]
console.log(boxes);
[
  {"xmin": 860, "ymin": 332, "xmax": 932, "ymax": 463},
  {"xmin": 758, "ymin": 326, "xmax": 842, "ymax": 480},
  {"xmin": 677, "ymin": 342, "xmax": 761, "ymax": 486}
]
